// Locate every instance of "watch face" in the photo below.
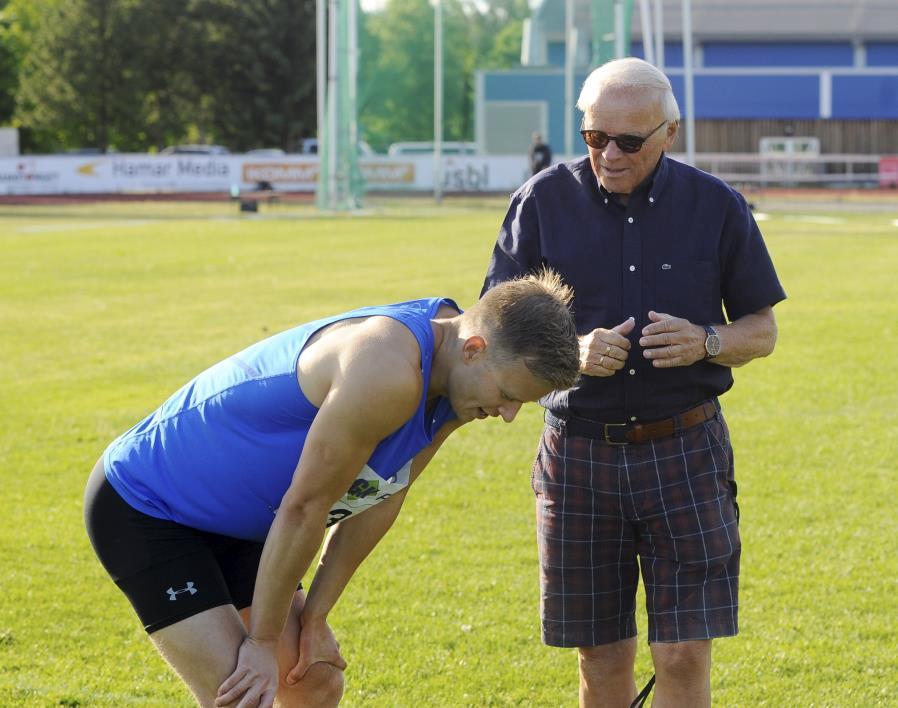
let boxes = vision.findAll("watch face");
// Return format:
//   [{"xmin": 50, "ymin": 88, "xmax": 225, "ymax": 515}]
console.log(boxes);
[{"xmin": 706, "ymin": 334, "xmax": 721, "ymax": 357}]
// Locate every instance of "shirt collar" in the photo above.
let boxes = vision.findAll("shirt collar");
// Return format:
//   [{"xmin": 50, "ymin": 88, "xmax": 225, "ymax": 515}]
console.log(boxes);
[{"xmin": 596, "ymin": 153, "xmax": 671, "ymax": 206}]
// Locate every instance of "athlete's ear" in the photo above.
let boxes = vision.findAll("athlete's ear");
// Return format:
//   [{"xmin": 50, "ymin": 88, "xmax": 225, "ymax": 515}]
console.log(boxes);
[{"xmin": 461, "ymin": 335, "xmax": 487, "ymax": 362}]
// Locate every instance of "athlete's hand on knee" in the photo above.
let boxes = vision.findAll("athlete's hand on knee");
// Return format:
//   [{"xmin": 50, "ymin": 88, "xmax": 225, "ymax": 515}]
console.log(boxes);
[
  {"xmin": 287, "ymin": 615, "xmax": 347, "ymax": 685},
  {"xmin": 216, "ymin": 636, "xmax": 279, "ymax": 707}
]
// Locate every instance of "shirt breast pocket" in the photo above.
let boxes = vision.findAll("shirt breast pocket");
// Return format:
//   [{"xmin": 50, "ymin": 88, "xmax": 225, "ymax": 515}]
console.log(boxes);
[{"xmin": 652, "ymin": 258, "xmax": 720, "ymax": 323}]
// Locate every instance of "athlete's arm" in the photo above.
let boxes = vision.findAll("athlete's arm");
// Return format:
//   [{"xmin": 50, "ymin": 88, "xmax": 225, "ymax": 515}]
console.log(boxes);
[
  {"xmin": 216, "ymin": 327, "xmax": 423, "ymax": 707},
  {"xmin": 287, "ymin": 419, "xmax": 464, "ymax": 681}
]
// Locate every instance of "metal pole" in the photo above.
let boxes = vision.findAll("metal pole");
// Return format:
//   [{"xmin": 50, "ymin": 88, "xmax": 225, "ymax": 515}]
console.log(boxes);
[
  {"xmin": 564, "ymin": 0, "xmax": 573, "ymax": 157},
  {"xmin": 614, "ymin": 0, "xmax": 624, "ymax": 59},
  {"xmin": 315, "ymin": 0, "xmax": 326, "ymax": 207},
  {"xmin": 638, "ymin": 0, "xmax": 654, "ymax": 65},
  {"xmin": 316, "ymin": 0, "xmax": 326, "ymax": 152},
  {"xmin": 434, "ymin": 0, "xmax": 443, "ymax": 203},
  {"xmin": 327, "ymin": 0, "xmax": 338, "ymax": 207},
  {"xmin": 654, "ymin": 0, "xmax": 664, "ymax": 70},
  {"xmin": 348, "ymin": 0, "xmax": 357, "ymax": 149},
  {"xmin": 348, "ymin": 0, "xmax": 360, "ymax": 206},
  {"xmin": 682, "ymin": 0, "xmax": 695, "ymax": 166}
]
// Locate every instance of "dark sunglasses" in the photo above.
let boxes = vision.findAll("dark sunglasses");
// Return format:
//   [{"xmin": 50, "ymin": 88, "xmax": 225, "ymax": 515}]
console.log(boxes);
[{"xmin": 580, "ymin": 120, "xmax": 667, "ymax": 153}]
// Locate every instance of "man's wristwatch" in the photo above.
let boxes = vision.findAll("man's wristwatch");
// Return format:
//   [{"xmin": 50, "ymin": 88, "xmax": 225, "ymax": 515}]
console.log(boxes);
[{"xmin": 703, "ymin": 325, "xmax": 721, "ymax": 360}]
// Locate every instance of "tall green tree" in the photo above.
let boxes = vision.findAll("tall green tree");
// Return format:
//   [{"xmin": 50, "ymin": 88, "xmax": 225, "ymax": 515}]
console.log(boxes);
[
  {"xmin": 14, "ymin": 0, "xmax": 318, "ymax": 153},
  {"xmin": 0, "ymin": 0, "xmax": 60, "ymax": 145},
  {"xmin": 125, "ymin": 0, "xmax": 211, "ymax": 151},
  {"xmin": 476, "ymin": 0, "xmax": 529, "ymax": 68},
  {"xmin": 0, "ymin": 1, "xmax": 22, "ymax": 122},
  {"xmin": 359, "ymin": 0, "xmax": 474, "ymax": 151},
  {"xmin": 359, "ymin": 0, "xmax": 529, "ymax": 151},
  {"xmin": 193, "ymin": 0, "xmax": 318, "ymax": 151},
  {"xmin": 16, "ymin": 0, "xmax": 144, "ymax": 151}
]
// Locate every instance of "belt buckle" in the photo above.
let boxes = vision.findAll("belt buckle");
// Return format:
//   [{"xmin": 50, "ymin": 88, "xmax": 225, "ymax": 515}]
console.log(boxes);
[{"xmin": 603, "ymin": 423, "xmax": 629, "ymax": 445}]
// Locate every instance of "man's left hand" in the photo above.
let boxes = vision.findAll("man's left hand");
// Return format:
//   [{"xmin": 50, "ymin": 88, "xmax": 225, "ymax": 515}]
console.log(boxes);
[
  {"xmin": 639, "ymin": 310, "xmax": 706, "ymax": 367},
  {"xmin": 286, "ymin": 614, "xmax": 347, "ymax": 686}
]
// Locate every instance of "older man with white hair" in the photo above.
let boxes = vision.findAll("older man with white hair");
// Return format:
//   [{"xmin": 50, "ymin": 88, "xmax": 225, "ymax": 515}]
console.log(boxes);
[{"xmin": 482, "ymin": 57, "xmax": 786, "ymax": 707}]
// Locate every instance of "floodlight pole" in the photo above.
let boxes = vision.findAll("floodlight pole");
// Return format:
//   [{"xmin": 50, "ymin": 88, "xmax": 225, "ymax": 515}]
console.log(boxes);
[
  {"xmin": 349, "ymin": 0, "xmax": 358, "ymax": 156},
  {"xmin": 613, "ymin": 0, "xmax": 625, "ymax": 58},
  {"xmin": 682, "ymin": 0, "xmax": 695, "ymax": 166},
  {"xmin": 316, "ymin": 0, "xmax": 326, "ymax": 153},
  {"xmin": 434, "ymin": 0, "xmax": 443, "ymax": 203},
  {"xmin": 638, "ymin": 0, "xmax": 654, "ymax": 65},
  {"xmin": 564, "ymin": 0, "xmax": 574, "ymax": 157},
  {"xmin": 327, "ymin": 0, "xmax": 339, "ymax": 207},
  {"xmin": 316, "ymin": 0, "xmax": 326, "ymax": 205},
  {"xmin": 653, "ymin": 0, "xmax": 664, "ymax": 70}
]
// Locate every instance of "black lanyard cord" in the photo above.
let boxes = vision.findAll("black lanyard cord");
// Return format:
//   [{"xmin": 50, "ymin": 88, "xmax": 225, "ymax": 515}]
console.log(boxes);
[{"xmin": 629, "ymin": 674, "xmax": 656, "ymax": 708}]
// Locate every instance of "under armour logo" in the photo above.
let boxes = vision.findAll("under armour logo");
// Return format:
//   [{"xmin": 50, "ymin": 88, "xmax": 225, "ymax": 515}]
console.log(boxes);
[
  {"xmin": 661, "ymin": 263, "xmax": 672, "ymax": 270},
  {"xmin": 166, "ymin": 582, "xmax": 198, "ymax": 601}
]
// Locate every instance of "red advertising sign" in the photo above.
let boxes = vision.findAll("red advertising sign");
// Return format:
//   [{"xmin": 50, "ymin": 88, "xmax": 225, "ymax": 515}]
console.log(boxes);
[{"xmin": 879, "ymin": 156, "xmax": 898, "ymax": 188}]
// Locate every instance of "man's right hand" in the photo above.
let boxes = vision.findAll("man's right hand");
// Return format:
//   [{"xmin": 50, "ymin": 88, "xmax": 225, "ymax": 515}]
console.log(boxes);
[
  {"xmin": 579, "ymin": 317, "xmax": 635, "ymax": 377},
  {"xmin": 215, "ymin": 636, "xmax": 279, "ymax": 708}
]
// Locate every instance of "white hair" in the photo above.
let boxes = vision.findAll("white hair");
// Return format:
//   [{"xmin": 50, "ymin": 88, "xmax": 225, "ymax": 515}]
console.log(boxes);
[{"xmin": 577, "ymin": 57, "xmax": 680, "ymax": 123}]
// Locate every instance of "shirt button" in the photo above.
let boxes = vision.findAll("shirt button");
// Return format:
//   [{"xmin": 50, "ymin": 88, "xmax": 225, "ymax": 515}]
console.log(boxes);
[
  {"xmin": 649, "ymin": 197, "xmax": 655, "ymax": 203},
  {"xmin": 628, "ymin": 368, "xmax": 636, "ymax": 375},
  {"xmin": 627, "ymin": 217, "xmax": 634, "ymax": 223},
  {"xmin": 604, "ymin": 198, "xmax": 609, "ymax": 204},
  {"xmin": 630, "ymin": 416, "xmax": 637, "ymax": 422},
  {"xmin": 629, "ymin": 265, "xmax": 636, "ymax": 272}
]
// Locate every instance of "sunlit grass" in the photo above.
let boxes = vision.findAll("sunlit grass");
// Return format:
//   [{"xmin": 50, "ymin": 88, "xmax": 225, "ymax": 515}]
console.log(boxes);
[{"xmin": 1, "ymin": 197, "xmax": 896, "ymax": 706}]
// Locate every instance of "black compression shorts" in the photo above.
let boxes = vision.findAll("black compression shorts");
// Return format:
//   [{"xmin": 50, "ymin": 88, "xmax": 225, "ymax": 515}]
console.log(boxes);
[{"xmin": 84, "ymin": 463, "xmax": 269, "ymax": 634}]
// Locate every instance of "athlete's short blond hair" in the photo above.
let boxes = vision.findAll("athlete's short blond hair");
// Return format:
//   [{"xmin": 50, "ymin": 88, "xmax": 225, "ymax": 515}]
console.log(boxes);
[{"xmin": 471, "ymin": 270, "xmax": 580, "ymax": 391}]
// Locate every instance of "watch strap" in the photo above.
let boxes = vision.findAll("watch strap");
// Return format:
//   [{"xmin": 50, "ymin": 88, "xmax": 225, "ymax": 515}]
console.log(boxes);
[{"xmin": 703, "ymin": 325, "xmax": 719, "ymax": 360}]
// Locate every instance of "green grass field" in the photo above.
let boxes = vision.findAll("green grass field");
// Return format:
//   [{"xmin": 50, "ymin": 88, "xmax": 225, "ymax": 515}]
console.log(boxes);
[{"xmin": 1, "ymin": 196, "xmax": 896, "ymax": 706}]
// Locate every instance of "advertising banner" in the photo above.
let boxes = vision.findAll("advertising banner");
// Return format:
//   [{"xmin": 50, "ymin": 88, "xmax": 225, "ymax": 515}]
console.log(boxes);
[
  {"xmin": 878, "ymin": 156, "xmax": 898, "ymax": 188},
  {"xmin": 0, "ymin": 154, "xmax": 533, "ymax": 196}
]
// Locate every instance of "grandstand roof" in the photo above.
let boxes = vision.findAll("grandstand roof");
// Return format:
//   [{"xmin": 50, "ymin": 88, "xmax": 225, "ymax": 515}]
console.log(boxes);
[{"xmin": 535, "ymin": 0, "xmax": 898, "ymax": 41}]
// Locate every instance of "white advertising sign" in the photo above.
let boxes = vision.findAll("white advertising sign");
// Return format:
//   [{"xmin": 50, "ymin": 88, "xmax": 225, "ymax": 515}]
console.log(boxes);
[{"xmin": 0, "ymin": 154, "xmax": 533, "ymax": 196}]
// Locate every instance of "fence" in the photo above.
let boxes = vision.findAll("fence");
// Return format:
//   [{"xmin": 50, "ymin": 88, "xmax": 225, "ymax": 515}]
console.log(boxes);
[
  {"xmin": 672, "ymin": 153, "xmax": 892, "ymax": 188},
  {"xmin": 1, "ymin": 152, "xmax": 897, "ymax": 195}
]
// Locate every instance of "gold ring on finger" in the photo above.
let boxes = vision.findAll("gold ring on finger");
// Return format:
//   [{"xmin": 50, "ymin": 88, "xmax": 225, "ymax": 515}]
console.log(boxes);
[
  {"xmin": 599, "ymin": 355, "xmax": 606, "ymax": 367},
  {"xmin": 605, "ymin": 345, "xmax": 611, "ymax": 355}
]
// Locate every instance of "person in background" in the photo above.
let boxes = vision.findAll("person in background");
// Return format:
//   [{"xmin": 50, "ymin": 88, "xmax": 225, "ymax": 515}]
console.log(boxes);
[
  {"xmin": 529, "ymin": 132, "xmax": 553, "ymax": 175},
  {"xmin": 85, "ymin": 271, "xmax": 580, "ymax": 708},
  {"xmin": 482, "ymin": 57, "xmax": 786, "ymax": 707}
]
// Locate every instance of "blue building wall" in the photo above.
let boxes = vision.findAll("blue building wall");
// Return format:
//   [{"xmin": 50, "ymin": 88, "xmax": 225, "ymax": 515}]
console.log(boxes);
[
  {"xmin": 549, "ymin": 40, "xmax": 685, "ymax": 67},
  {"xmin": 703, "ymin": 42, "xmax": 854, "ymax": 67},
  {"xmin": 631, "ymin": 42, "xmax": 684, "ymax": 66},
  {"xmin": 485, "ymin": 71, "xmax": 586, "ymax": 149},
  {"xmin": 832, "ymin": 75, "xmax": 898, "ymax": 118},
  {"xmin": 867, "ymin": 42, "xmax": 898, "ymax": 67},
  {"xmin": 547, "ymin": 42, "xmax": 566, "ymax": 67},
  {"xmin": 554, "ymin": 42, "xmax": 862, "ymax": 69},
  {"xmin": 485, "ymin": 39, "xmax": 898, "ymax": 155},
  {"xmin": 677, "ymin": 75, "xmax": 821, "ymax": 119}
]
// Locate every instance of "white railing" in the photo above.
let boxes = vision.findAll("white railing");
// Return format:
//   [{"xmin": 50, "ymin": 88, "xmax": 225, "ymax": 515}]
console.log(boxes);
[{"xmin": 671, "ymin": 152, "xmax": 887, "ymax": 187}]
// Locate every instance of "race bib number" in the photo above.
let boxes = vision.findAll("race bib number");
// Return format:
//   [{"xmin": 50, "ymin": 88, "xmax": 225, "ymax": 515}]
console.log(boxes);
[{"xmin": 325, "ymin": 461, "xmax": 411, "ymax": 527}]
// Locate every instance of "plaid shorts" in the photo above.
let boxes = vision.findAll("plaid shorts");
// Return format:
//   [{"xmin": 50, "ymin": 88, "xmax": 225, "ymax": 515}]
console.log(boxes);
[{"xmin": 532, "ymin": 408, "xmax": 740, "ymax": 647}]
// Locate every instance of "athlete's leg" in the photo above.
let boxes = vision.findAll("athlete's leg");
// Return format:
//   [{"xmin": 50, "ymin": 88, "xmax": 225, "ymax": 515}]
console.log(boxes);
[
  {"xmin": 148, "ymin": 591, "xmax": 343, "ymax": 707},
  {"xmin": 149, "ymin": 603, "xmax": 251, "ymax": 706},
  {"xmin": 239, "ymin": 591, "xmax": 344, "ymax": 708}
]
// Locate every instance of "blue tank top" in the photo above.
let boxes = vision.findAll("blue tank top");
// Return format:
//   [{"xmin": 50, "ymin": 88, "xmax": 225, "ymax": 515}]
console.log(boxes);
[{"xmin": 103, "ymin": 298, "xmax": 459, "ymax": 541}]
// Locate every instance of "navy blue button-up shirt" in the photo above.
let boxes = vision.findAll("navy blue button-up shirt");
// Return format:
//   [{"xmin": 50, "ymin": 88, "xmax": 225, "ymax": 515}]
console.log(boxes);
[{"xmin": 481, "ymin": 154, "xmax": 787, "ymax": 422}]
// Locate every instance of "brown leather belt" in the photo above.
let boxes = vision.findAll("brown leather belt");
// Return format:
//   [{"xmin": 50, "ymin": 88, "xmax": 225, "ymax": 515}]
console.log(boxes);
[{"xmin": 546, "ymin": 401, "xmax": 718, "ymax": 445}]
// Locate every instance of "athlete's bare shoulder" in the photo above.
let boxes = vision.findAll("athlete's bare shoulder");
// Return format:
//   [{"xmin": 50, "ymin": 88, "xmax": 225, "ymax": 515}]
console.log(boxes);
[{"xmin": 298, "ymin": 315, "xmax": 422, "ymax": 413}]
